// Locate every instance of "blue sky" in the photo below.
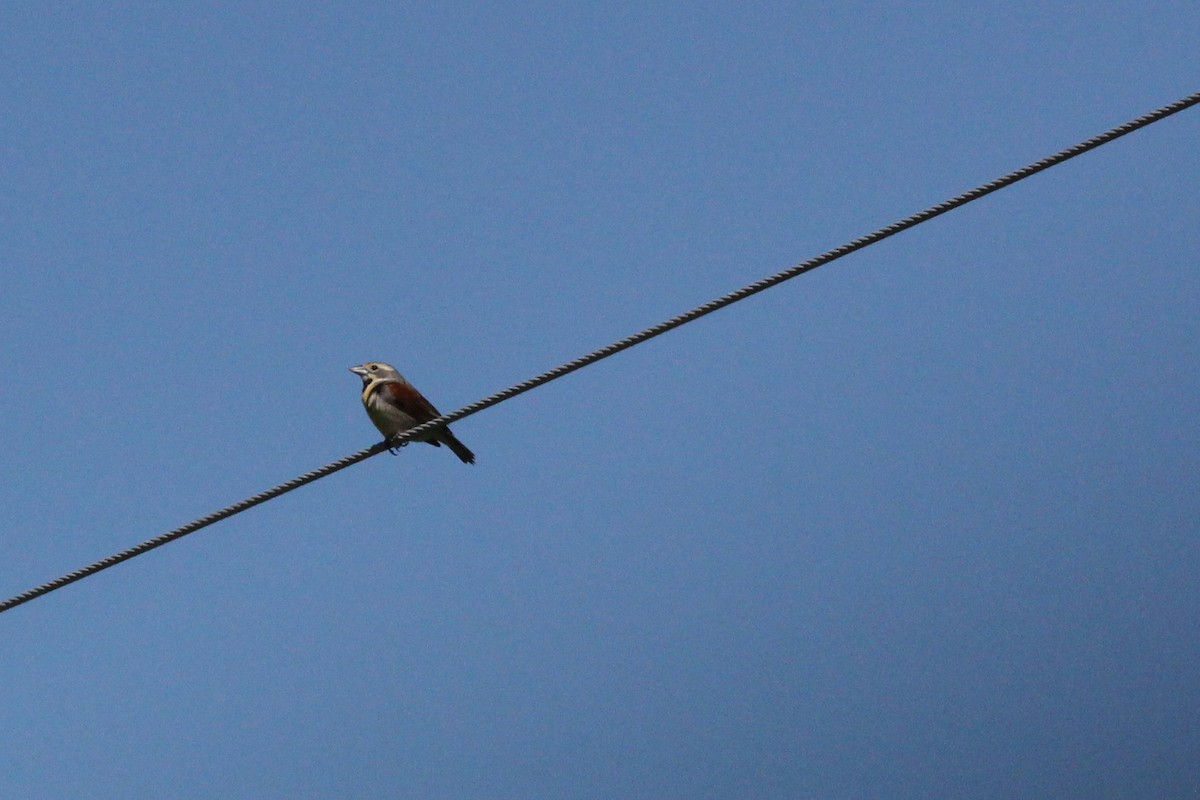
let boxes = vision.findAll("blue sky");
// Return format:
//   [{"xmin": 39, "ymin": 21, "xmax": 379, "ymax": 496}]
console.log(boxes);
[{"xmin": 2, "ymin": 3, "xmax": 1197, "ymax": 797}]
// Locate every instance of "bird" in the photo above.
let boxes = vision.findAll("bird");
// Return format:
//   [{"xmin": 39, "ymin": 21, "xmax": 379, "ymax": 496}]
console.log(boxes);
[{"xmin": 350, "ymin": 362, "xmax": 476, "ymax": 464}]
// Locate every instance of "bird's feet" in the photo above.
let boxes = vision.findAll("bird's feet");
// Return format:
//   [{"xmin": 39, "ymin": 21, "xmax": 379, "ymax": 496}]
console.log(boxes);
[{"xmin": 387, "ymin": 438, "xmax": 409, "ymax": 456}]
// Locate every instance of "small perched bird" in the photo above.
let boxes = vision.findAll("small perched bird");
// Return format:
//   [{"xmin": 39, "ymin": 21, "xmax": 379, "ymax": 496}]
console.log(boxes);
[{"xmin": 350, "ymin": 362, "xmax": 476, "ymax": 464}]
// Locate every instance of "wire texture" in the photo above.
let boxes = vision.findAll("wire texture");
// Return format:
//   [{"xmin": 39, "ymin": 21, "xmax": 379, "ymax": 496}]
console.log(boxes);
[{"xmin": 2, "ymin": 89, "xmax": 1198, "ymax": 615}]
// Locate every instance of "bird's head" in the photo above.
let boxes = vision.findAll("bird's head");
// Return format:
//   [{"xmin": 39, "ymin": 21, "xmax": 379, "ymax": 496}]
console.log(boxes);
[{"xmin": 349, "ymin": 362, "xmax": 402, "ymax": 383}]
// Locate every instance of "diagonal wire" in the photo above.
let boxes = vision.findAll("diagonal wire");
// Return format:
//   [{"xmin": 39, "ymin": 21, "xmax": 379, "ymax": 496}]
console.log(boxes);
[{"xmin": 3, "ymin": 89, "xmax": 1198, "ymax": 616}]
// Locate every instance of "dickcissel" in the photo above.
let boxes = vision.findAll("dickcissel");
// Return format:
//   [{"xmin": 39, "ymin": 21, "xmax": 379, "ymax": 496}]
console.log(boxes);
[{"xmin": 350, "ymin": 362, "xmax": 475, "ymax": 464}]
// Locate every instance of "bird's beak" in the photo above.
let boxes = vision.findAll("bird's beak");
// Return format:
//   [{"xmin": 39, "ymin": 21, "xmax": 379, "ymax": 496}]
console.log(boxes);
[{"xmin": 349, "ymin": 365, "xmax": 369, "ymax": 377}]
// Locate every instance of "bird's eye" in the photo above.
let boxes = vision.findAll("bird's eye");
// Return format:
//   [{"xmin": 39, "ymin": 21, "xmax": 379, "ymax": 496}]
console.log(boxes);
[{"xmin": 370, "ymin": 365, "xmax": 378, "ymax": 371}]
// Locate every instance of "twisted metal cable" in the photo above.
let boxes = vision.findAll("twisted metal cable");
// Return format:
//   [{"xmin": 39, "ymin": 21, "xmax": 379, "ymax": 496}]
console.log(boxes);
[
  {"xmin": 0, "ymin": 441, "xmax": 393, "ymax": 613},
  {"xmin": 408, "ymin": 89, "xmax": 1200, "ymax": 434},
  {"xmin": 3, "ymin": 90, "xmax": 1197, "ymax": 615}
]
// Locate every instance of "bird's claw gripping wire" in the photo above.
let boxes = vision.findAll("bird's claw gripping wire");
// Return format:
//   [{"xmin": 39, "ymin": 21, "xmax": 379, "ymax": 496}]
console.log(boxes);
[{"xmin": 387, "ymin": 437, "xmax": 409, "ymax": 456}]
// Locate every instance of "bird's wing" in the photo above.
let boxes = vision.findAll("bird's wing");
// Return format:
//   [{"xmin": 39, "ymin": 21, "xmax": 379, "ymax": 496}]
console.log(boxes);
[{"xmin": 379, "ymin": 380, "xmax": 442, "ymax": 422}]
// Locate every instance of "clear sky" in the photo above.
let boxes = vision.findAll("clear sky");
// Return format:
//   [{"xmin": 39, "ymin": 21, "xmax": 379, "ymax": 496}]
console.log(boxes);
[{"xmin": 2, "ymin": 3, "xmax": 1198, "ymax": 798}]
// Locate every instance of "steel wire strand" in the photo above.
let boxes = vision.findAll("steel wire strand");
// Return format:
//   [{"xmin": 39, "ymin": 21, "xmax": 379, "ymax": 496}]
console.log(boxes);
[
  {"xmin": 2, "ymin": 89, "xmax": 1197, "ymax": 615},
  {"xmin": 395, "ymin": 89, "xmax": 1200, "ymax": 435}
]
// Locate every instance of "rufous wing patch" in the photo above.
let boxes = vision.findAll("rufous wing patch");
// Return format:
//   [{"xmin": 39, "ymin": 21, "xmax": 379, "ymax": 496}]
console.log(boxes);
[{"xmin": 381, "ymin": 380, "xmax": 441, "ymax": 421}]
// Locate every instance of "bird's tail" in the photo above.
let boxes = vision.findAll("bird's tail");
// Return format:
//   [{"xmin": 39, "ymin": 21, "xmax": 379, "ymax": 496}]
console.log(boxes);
[{"xmin": 441, "ymin": 428, "xmax": 476, "ymax": 465}]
